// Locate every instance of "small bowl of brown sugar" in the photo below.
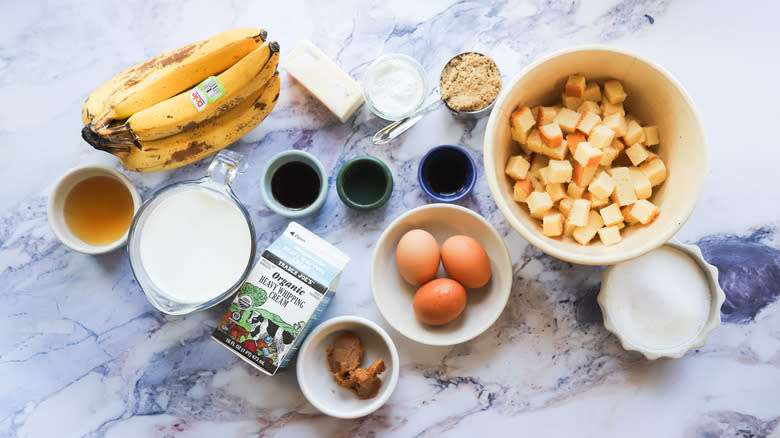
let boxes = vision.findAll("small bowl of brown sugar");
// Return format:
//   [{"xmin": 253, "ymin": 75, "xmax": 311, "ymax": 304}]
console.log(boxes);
[
  {"xmin": 440, "ymin": 52, "xmax": 502, "ymax": 117},
  {"xmin": 296, "ymin": 315, "xmax": 400, "ymax": 419}
]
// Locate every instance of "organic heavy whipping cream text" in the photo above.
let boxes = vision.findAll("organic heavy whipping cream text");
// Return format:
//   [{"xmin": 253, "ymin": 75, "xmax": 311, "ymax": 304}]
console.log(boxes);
[
  {"xmin": 139, "ymin": 188, "xmax": 251, "ymax": 303},
  {"xmin": 604, "ymin": 246, "xmax": 711, "ymax": 349}
]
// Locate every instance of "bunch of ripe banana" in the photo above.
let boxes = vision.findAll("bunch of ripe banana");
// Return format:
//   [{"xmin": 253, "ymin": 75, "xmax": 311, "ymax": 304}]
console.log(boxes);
[{"xmin": 81, "ymin": 27, "xmax": 280, "ymax": 173}]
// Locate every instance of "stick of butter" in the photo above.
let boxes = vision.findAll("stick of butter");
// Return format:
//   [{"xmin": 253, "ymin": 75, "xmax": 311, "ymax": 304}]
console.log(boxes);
[{"xmin": 282, "ymin": 40, "xmax": 364, "ymax": 123}]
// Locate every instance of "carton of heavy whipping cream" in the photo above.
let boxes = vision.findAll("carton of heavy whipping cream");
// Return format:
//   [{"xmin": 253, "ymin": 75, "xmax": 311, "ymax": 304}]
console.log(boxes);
[{"xmin": 212, "ymin": 222, "xmax": 349, "ymax": 375}]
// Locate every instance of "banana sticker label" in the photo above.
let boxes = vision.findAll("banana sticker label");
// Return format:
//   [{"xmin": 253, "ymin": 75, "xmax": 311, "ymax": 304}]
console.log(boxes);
[{"xmin": 189, "ymin": 76, "xmax": 226, "ymax": 111}]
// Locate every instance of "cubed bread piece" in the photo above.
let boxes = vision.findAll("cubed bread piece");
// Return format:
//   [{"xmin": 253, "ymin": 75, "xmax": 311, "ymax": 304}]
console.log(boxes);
[
  {"xmin": 601, "ymin": 101, "xmax": 625, "ymax": 116},
  {"xmin": 531, "ymin": 106, "xmax": 541, "ymax": 120},
  {"xmin": 628, "ymin": 167, "xmax": 653, "ymax": 199},
  {"xmin": 513, "ymin": 179, "xmax": 534, "ymax": 202},
  {"xmin": 630, "ymin": 199, "xmax": 660, "ymax": 224},
  {"xmin": 546, "ymin": 183, "xmax": 566, "ymax": 202},
  {"xmin": 600, "ymin": 139, "xmax": 624, "ymax": 167},
  {"xmin": 510, "ymin": 106, "xmax": 536, "ymax": 144},
  {"xmin": 576, "ymin": 111, "xmax": 602, "ymax": 136},
  {"xmin": 549, "ymin": 159, "xmax": 573, "ymax": 183},
  {"xmin": 561, "ymin": 94, "xmax": 584, "ymax": 110},
  {"xmin": 599, "ymin": 203, "xmax": 624, "ymax": 226},
  {"xmin": 572, "ymin": 210, "xmax": 604, "ymax": 246},
  {"xmin": 542, "ymin": 139, "xmax": 569, "ymax": 160},
  {"xmin": 643, "ymin": 126, "xmax": 659, "ymax": 146},
  {"xmin": 567, "ymin": 181, "xmax": 586, "ymax": 199},
  {"xmin": 608, "ymin": 167, "xmax": 638, "ymax": 206},
  {"xmin": 616, "ymin": 221, "xmax": 626, "ymax": 230},
  {"xmin": 602, "ymin": 112, "xmax": 626, "ymax": 138},
  {"xmin": 573, "ymin": 142, "xmax": 604, "ymax": 168},
  {"xmin": 505, "ymin": 155, "xmax": 531, "ymax": 180},
  {"xmin": 559, "ymin": 197, "xmax": 574, "ymax": 217},
  {"xmin": 577, "ymin": 100, "xmax": 601, "ymax": 116},
  {"xmin": 625, "ymin": 143, "xmax": 650, "ymax": 166},
  {"xmin": 564, "ymin": 221, "xmax": 577, "ymax": 237},
  {"xmin": 572, "ymin": 161, "xmax": 598, "ymax": 187},
  {"xmin": 526, "ymin": 128, "xmax": 543, "ymax": 153},
  {"xmin": 529, "ymin": 174, "xmax": 545, "ymax": 192},
  {"xmin": 529, "ymin": 153, "xmax": 549, "ymax": 173},
  {"xmin": 566, "ymin": 132, "xmax": 587, "ymax": 155},
  {"xmin": 598, "ymin": 226, "xmax": 622, "ymax": 246},
  {"xmin": 582, "ymin": 82, "xmax": 602, "ymax": 102},
  {"xmin": 538, "ymin": 106, "xmax": 558, "ymax": 126},
  {"xmin": 585, "ymin": 191, "xmax": 609, "ymax": 208},
  {"xmin": 589, "ymin": 125, "xmax": 616, "ymax": 149},
  {"xmin": 625, "ymin": 113, "xmax": 641, "ymax": 126},
  {"xmin": 554, "ymin": 108, "xmax": 581, "ymax": 134},
  {"xmin": 567, "ymin": 198, "xmax": 592, "ymax": 227},
  {"xmin": 622, "ymin": 205, "xmax": 640, "ymax": 224},
  {"xmin": 565, "ymin": 74, "xmax": 586, "ymax": 98},
  {"xmin": 543, "ymin": 212, "xmax": 565, "ymax": 237},
  {"xmin": 539, "ymin": 123, "xmax": 563, "ymax": 147},
  {"xmin": 604, "ymin": 79, "xmax": 627, "ymax": 104},
  {"xmin": 588, "ymin": 171, "xmax": 616, "ymax": 199},
  {"xmin": 624, "ymin": 120, "xmax": 645, "ymax": 145},
  {"xmin": 527, "ymin": 191, "xmax": 553, "ymax": 218},
  {"xmin": 538, "ymin": 166, "xmax": 553, "ymax": 186},
  {"xmin": 638, "ymin": 157, "xmax": 667, "ymax": 186}
]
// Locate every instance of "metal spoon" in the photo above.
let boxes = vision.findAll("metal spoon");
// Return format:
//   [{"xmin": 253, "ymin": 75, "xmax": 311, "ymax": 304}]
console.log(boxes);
[{"xmin": 372, "ymin": 97, "xmax": 444, "ymax": 145}]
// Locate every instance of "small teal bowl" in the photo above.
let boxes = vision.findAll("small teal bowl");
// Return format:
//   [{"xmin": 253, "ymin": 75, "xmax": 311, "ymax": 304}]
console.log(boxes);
[
  {"xmin": 417, "ymin": 145, "xmax": 477, "ymax": 203},
  {"xmin": 336, "ymin": 156, "xmax": 393, "ymax": 210},
  {"xmin": 260, "ymin": 150, "xmax": 327, "ymax": 218}
]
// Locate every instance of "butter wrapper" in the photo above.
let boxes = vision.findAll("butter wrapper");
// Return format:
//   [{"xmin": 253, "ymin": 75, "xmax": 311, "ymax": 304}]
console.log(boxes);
[{"xmin": 212, "ymin": 222, "xmax": 349, "ymax": 375}]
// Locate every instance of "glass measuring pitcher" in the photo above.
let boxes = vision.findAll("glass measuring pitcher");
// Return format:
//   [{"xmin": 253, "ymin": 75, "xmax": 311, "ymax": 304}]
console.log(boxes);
[{"xmin": 127, "ymin": 150, "xmax": 256, "ymax": 315}]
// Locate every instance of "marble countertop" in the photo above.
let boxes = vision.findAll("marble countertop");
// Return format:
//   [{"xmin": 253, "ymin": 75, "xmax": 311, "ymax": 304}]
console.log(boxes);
[{"xmin": 3, "ymin": 1, "xmax": 780, "ymax": 436}]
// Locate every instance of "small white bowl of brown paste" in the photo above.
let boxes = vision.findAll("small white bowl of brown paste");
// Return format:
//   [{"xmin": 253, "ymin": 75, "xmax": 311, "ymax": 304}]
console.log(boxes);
[{"xmin": 296, "ymin": 315, "xmax": 399, "ymax": 418}]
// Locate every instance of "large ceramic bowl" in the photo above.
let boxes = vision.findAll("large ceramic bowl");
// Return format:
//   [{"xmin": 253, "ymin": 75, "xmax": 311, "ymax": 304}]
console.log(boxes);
[
  {"xmin": 370, "ymin": 204, "xmax": 512, "ymax": 346},
  {"xmin": 483, "ymin": 45, "xmax": 707, "ymax": 265}
]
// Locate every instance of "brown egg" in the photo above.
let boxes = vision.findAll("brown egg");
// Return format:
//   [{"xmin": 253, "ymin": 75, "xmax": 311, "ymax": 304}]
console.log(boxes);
[
  {"xmin": 413, "ymin": 278, "xmax": 467, "ymax": 325},
  {"xmin": 441, "ymin": 235, "xmax": 491, "ymax": 288},
  {"xmin": 395, "ymin": 229, "xmax": 440, "ymax": 286}
]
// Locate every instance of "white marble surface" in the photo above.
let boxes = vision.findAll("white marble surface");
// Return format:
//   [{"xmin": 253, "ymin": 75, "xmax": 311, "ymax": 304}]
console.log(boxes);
[{"xmin": 2, "ymin": 1, "xmax": 780, "ymax": 437}]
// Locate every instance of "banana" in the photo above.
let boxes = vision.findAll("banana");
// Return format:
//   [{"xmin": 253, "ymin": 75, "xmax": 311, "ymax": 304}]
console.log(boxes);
[
  {"xmin": 87, "ymin": 27, "xmax": 267, "ymax": 130},
  {"xmin": 85, "ymin": 73, "xmax": 280, "ymax": 173},
  {"xmin": 97, "ymin": 41, "xmax": 279, "ymax": 142}
]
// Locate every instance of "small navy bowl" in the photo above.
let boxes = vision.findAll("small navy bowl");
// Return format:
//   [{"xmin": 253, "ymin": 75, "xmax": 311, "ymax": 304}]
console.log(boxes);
[{"xmin": 417, "ymin": 145, "xmax": 477, "ymax": 203}]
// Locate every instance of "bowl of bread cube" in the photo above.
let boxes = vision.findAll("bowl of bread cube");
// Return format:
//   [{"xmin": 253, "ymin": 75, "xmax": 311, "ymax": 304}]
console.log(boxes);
[{"xmin": 483, "ymin": 45, "xmax": 706, "ymax": 265}]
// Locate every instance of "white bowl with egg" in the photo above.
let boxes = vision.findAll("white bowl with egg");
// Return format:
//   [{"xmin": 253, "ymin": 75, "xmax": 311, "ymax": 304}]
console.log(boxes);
[
  {"xmin": 370, "ymin": 204, "xmax": 513, "ymax": 346},
  {"xmin": 597, "ymin": 239, "xmax": 725, "ymax": 359},
  {"xmin": 483, "ymin": 45, "xmax": 707, "ymax": 265},
  {"xmin": 296, "ymin": 316, "xmax": 399, "ymax": 419}
]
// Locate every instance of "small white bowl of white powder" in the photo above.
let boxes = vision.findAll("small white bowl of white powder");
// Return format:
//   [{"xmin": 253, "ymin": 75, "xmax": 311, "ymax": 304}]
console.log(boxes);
[
  {"xmin": 362, "ymin": 54, "xmax": 427, "ymax": 121},
  {"xmin": 597, "ymin": 239, "xmax": 725, "ymax": 359}
]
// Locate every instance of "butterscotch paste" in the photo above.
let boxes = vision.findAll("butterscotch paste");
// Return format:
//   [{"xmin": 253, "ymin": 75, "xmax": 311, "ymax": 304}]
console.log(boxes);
[{"xmin": 326, "ymin": 331, "xmax": 387, "ymax": 399}]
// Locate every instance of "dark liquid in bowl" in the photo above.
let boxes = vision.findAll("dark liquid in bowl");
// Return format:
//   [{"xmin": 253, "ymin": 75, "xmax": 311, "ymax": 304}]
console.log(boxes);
[
  {"xmin": 425, "ymin": 153, "xmax": 467, "ymax": 195},
  {"xmin": 343, "ymin": 161, "xmax": 387, "ymax": 205},
  {"xmin": 271, "ymin": 161, "xmax": 321, "ymax": 209}
]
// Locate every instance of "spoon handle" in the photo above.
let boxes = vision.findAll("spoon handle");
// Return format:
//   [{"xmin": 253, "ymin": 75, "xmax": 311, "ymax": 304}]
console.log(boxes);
[{"xmin": 372, "ymin": 100, "xmax": 444, "ymax": 145}]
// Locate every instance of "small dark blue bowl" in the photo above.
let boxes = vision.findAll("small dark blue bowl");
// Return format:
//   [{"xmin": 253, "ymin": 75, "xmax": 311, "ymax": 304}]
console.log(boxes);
[{"xmin": 417, "ymin": 145, "xmax": 477, "ymax": 203}]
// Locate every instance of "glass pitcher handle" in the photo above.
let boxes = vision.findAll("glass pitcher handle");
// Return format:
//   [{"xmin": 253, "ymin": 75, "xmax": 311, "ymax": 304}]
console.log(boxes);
[{"xmin": 205, "ymin": 150, "xmax": 244, "ymax": 188}]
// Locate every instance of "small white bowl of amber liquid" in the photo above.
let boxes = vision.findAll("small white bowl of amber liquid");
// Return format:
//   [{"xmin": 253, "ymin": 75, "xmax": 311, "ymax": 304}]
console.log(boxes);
[{"xmin": 48, "ymin": 165, "xmax": 141, "ymax": 254}]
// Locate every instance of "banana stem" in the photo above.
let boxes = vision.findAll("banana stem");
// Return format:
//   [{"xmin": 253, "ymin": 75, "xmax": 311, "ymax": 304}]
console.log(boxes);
[{"xmin": 81, "ymin": 125, "xmax": 135, "ymax": 153}]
